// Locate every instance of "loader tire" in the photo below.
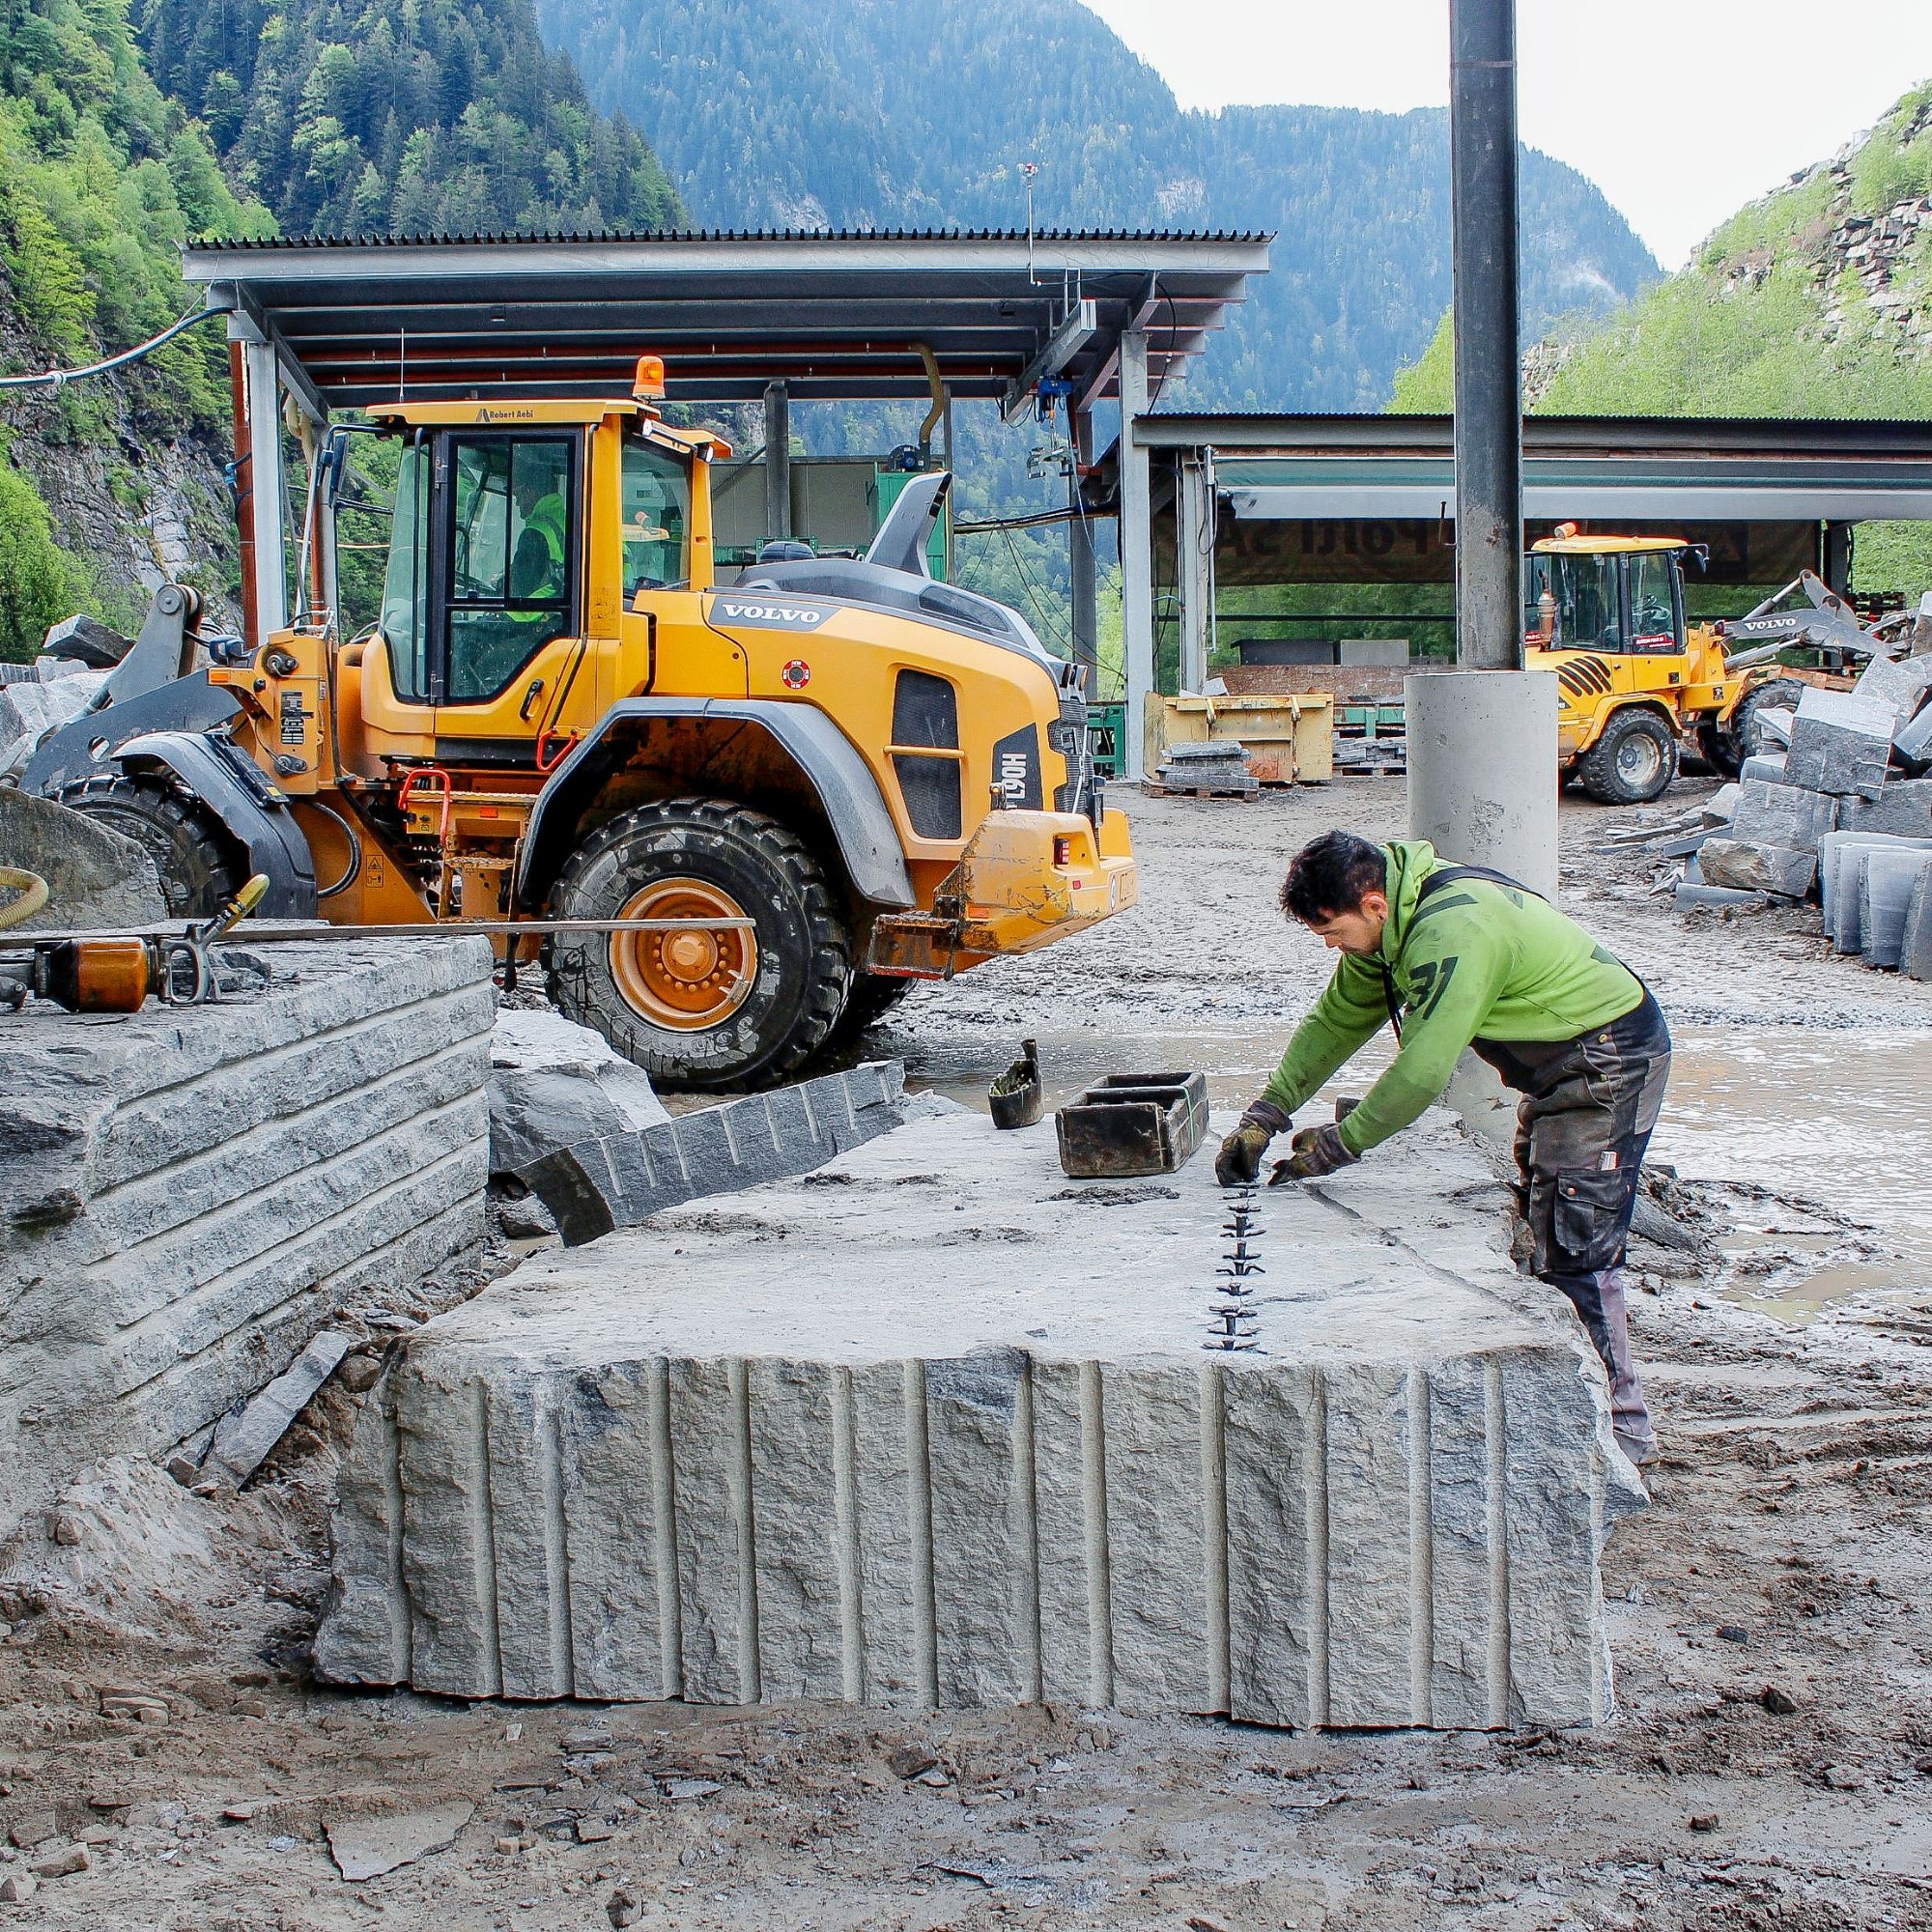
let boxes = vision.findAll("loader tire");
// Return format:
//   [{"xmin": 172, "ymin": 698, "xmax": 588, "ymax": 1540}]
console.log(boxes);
[
  {"xmin": 1727, "ymin": 677, "xmax": 1806, "ymax": 766},
  {"xmin": 545, "ymin": 797, "xmax": 851, "ymax": 1092},
  {"xmin": 827, "ymin": 971, "xmax": 916, "ymax": 1046},
  {"xmin": 55, "ymin": 772, "xmax": 242, "ymax": 917},
  {"xmin": 1577, "ymin": 707, "xmax": 1678, "ymax": 806}
]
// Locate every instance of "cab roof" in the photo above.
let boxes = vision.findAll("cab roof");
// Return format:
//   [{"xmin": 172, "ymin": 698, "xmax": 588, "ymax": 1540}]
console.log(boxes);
[
  {"xmin": 1530, "ymin": 534, "xmax": 1688, "ymax": 555},
  {"xmin": 364, "ymin": 398, "xmax": 729, "ymax": 455}
]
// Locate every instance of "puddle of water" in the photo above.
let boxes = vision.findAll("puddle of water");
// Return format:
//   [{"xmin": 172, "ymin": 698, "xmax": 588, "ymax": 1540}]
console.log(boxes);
[{"xmin": 905, "ymin": 1018, "xmax": 1932, "ymax": 1321}]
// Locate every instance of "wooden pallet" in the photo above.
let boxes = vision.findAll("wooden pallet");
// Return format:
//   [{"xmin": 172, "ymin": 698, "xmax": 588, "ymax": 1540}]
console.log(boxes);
[{"xmin": 1145, "ymin": 780, "xmax": 1262, "ymax": 800}]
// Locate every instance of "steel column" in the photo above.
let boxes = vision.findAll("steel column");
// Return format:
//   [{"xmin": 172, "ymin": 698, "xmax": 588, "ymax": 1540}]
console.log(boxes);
[
  {"xmin": 1119, "ymin": 328, "xmax": 1154, "ymax": 779},
  {"xmin": 239, "ymin": 331, "xmax": 289, "ymax": 644},
  {"xmin": 1449, "ymin": 0, "xmax": 1522, "ymax": 671},
  {"xmin": 1177, "ymin": 453, "xmax": 1214, "ymax": 693},
  {"xmin": 1824, "ymin": 519, "xmax": 1855, "ymax": 593},
  {"xmin": 1068, "ymin": 402, "xmax": 1098, "ymax": 680},
  {"xmin": 763, "ymin": 380, "xmax": 791, "ymax": 544}
]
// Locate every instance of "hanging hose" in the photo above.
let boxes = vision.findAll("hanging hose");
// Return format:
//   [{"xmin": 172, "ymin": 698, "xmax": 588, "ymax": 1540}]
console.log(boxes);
[
  {"xmin": 0, "ymin": 306, "xmax": 220, "ymax": 392},
  {"xmin": 0, "ymin": 867, "xmax": 51, "ymax": 932}
]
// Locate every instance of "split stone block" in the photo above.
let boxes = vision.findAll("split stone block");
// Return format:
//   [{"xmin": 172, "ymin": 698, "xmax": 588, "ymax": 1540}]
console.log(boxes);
[
  {"xmin": 0, "ymin": 788, "xmax": 166, "ymax": 933},
  {"xmin": 1701, "ymin": 784, "xmax": 1741, "ymax": 826},
  {"xmin": 1894, "ymin": 698, "xmax": 1932, "ymax": 772},
  {"xmin": 1783, "ymin": 686, "xmax": 1894, "ymax": 800},
  {"xmin": 1696, "ymin": 838, "xmax": 1817, "ymax": 900},
  {"xmin": 0, "ymin": 934, "xmax": 496, "ymax": 1538},
  {"xmin": 1859, "ymin": 849, "xmax": 1932, "ymax": 971},
  {"xmin": 315, "ymin": 1109, "xmax": 1645, "ymax": 1730},
  {"xmin": 1675, "ymin": 882, "xmax": 1766, "ymax": 912},
  {"xmin": 1754, "ymin": 706, "xmax": 1794, "ymax": 749},
  {"xmin": 487, "ymin": 1007, "xmax": 668, "ymax": 1175},
  {"xmin": 1819, "ymin": 832, "xmax": 1932, "ymax": 951},
  {"xmin": 514, "ymin": 1058, "xmax": 938, "ymax": 1245},
  {"xmin": 1853, "ymin": 651, "xmax": 1932, "ymax": 730},
  {"xmin": 1903, "ymin": 866, "xmax": 1932, "ymax": 983},
  {"xmin": 1729, "ymin": 777, "xmax": 1839, "ymax": 854},
  {"xmin": 1739, "ymin": 753, "xmax": 1788, "ymax": 785},
  {"xmin": 1838, "ymin": 780, "xmax": 1932, "ymax": 839}
]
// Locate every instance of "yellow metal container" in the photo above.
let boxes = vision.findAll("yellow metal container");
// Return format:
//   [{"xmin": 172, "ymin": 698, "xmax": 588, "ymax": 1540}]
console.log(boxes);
[{"xmin": 1146, "ymin": 693, "xmax": 1334, "ymax": 785}]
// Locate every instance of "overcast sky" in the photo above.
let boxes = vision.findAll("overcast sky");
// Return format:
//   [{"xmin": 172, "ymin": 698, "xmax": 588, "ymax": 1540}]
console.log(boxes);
[{"xmin": 1081, "ymin": 0, "xmax": 1932, "ymax": 269}]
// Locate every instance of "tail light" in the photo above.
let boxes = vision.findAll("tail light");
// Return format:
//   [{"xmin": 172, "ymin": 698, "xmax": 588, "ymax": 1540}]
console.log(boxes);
[{"xmin": 1053, "ymin": 836, "xmax": 1073, "ymax": 868}]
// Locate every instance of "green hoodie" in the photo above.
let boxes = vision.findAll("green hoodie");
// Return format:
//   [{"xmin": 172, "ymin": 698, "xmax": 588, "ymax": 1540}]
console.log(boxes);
[{"xmin": 1260, "ymin": 839, "xmax": 1644, "ymax": 1156}]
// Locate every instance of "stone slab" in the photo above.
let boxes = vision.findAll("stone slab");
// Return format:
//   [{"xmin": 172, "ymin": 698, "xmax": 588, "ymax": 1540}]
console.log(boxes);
[
  {"xmin": 514, "ymin": 1058, "xmax": 937, "ymax": 1245},
  {"xmin": 208, "ymin": 1329, "xmax": 352, "ymax": 1486},
  {"xmin": 487, "ymin": 1009, "xmax": 668, "ymax": 1177},
  {"xmin": 1854, "ymin": 650, "xmax": 1932, "ymax": 730},
  {"xmin": 1860, "ymin": 849, "xmax": 1932, "ymax": 970},
  {"xmin": 0, "ymin": 788, "xmax": 166, "ymax": 933},
  {"xmin": 1903, "ymin": 866, "xmax": 1932, "ymax": 983},
  {"xmin": 0, "ymin": 935, "xmax": 496, "ymax": 1536},
  {"xmin": 1819, "ymin": 833, "xmax": 1932, "ymax": 952},
  {"xmin": 316, "ymin": 1108, "xmax": 1644, "ymax": 1729}
]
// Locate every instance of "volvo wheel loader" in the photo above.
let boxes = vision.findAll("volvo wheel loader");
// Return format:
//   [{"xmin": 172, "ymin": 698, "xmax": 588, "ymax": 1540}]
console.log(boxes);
[
  {"xmin": 24, "ymin": 358, "xmax": 1136, "ymax": 1087},
  {"xmin": 1523, "ymin": 528, "xmax": 1796, "ymax": 805}
]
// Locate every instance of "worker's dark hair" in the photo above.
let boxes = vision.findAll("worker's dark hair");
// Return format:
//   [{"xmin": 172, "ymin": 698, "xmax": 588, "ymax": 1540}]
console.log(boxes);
[{"xmin": 1281, "ymin": 831, "xmax": 1388, "ymax": 923}]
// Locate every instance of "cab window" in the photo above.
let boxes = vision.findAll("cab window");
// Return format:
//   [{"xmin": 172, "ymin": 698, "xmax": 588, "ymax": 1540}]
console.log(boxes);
[
  {"xmin": 621, "ymin": 435, "xmax": 691, "ymax": 595},
  {"xmin": 1626, "ymin": 553, "xmax": 1681, "ymax": 652},
  {"xmin": 445, "ymin": 435, "xmax": 576, "ymax": 702},
  {"xmin": 1527, "ymin": 552, "xmax": 1621, "ymax": 651},
  {"xmin": 380, "ymin": 440, "xmax": 430, "ymax": 700}
]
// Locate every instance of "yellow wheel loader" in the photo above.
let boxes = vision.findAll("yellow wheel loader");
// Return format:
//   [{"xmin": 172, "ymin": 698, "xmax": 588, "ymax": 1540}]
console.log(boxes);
[
  {"xmin": 1523, "ymin": 528, "xmax": 1794, "ymax": 806},
  {"xmin": 26, "ymin": 359, "xmax": 1135, "ymax": 1088}
]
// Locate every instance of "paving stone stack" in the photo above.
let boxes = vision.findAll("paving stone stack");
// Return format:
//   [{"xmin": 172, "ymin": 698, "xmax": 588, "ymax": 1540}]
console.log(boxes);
[
  {"xmin": 1643, "ymin": 648, "xmax": 1932, "ymax": 978},
  {"xmin": 1154, "ymin": 739, "xmax": 1259, "ymax": 797},
  {"xmin": 0, "ymin": 935, "xmax": 497, "ymax": 1537}
]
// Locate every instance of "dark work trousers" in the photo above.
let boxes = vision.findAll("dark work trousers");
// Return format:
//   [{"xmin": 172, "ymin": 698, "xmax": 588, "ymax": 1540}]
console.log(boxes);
[{"xmin": 1475, "ymin": 989, "xmax": 1672, "ymax": 1452}]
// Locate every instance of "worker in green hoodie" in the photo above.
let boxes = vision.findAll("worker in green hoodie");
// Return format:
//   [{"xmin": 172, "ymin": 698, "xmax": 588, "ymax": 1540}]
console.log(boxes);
[{"xmin": 1215, "ymin": 829, "xmax": 1669, "ymax": 1465}]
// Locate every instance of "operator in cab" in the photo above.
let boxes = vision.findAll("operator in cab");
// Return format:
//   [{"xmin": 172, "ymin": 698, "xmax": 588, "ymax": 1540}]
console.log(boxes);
[{"xmin": 1216, "ymin": 830, "xmax": 1670, "ymax": 1469}]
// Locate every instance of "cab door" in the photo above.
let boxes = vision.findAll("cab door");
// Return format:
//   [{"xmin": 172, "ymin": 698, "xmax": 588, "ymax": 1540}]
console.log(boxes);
[{"xmin": 429, "ymin": 429, "xmax": 600, "ymax": 756}]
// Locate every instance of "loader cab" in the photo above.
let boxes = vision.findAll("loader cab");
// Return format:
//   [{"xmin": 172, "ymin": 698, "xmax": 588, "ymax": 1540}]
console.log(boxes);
[
  {"xmin": 361, "ymin": 390, "xmax": 720, "ymax": 755},
  {"xmin": 1525, "ymin": 533, "xmax": 1688, "ymax": 658}
]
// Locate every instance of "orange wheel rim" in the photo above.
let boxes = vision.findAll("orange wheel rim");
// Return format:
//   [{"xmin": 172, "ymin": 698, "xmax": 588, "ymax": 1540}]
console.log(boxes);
[{"xmin": 609, "ymin": 877, "xmax": 758, "ymax": 1032}]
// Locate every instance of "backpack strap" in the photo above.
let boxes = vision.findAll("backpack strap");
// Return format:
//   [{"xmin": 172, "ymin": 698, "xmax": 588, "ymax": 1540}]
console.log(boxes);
[{"xmin": 1378, "ymin": 863, "xmax": 1542, "ymax": 1039}]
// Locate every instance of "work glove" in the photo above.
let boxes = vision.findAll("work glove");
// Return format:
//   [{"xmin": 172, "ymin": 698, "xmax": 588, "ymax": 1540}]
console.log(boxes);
[
  {"xmin": 1268, "ymin": 1122, "xmax": 1359, "ymax": 1184},
  {"xmin": 1214, "ymin": 1100, "xmax": 1290, "ymax": 1186}
]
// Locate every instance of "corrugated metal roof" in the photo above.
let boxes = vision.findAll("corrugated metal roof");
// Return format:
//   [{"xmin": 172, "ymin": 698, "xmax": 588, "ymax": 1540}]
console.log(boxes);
[{"xmin": 196, "ymin": 225, "xmax": 1274, "ymax": 249}]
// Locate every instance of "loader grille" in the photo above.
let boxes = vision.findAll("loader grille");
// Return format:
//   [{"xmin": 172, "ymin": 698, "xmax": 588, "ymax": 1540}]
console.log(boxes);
[{"xmin": 891, "ymin": 670, "xmax": 963, "ymax": 839}]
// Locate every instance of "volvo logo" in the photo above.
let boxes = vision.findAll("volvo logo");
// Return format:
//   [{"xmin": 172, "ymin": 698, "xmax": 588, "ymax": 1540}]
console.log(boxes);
[{"xmin": 714, "ymin": 599, "xmax": 831, "ymax": 631}]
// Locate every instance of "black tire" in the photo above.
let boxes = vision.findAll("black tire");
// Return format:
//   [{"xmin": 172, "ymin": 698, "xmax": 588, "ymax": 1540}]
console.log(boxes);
[
  {"xmin": 544, "ymin": 797, "xmax": 851, "ymax": 1091},
  {"xmin": 1726, "ymin": 676, "xmax": 1806, "ymax": 767},
  {"xmin": 1695, "ymin": 718, "xmax": 1740, "ymax": 779},
  {"xmin": 1577, "ymin": 707, "xmax": 1679, "ymax": 806},
  {"xmin": 827, "ymin": 971, "xmax": 916, "ymax": 1046},
  {"xmin": 55, "ymin": 772, "xmax": 242, "ymax": 916}
]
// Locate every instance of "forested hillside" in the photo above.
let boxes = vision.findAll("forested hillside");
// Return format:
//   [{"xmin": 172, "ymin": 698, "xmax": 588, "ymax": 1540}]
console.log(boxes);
[
  {"xmin": 535, "ymin": 0, "xmax": 1660, "ymax": 412},
  {"xmin": 138, "ymin": 0, "xmax": 682, "ymax": 238},
  {"xmin": 1390, "ymin": 82, "xmax": 1932, "ymax": 592}
]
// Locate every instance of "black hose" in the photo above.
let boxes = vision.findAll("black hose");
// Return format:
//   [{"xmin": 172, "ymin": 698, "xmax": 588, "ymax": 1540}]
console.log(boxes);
[{"xmin": 0, "ymin": 307, "xmax": 220, "ymax": 392}]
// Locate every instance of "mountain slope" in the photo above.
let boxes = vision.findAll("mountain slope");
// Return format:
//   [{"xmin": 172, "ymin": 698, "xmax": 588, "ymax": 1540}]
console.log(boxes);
[
  {"xmin": 534, "ymin": 0, "xmax": 1659, "ymax": 411},
  {"xmin": 138, "ymin": 0, "xmax": 683, "ymax": 238}
]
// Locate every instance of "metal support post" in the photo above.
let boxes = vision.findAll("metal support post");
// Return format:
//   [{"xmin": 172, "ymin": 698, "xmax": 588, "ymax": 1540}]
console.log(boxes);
[
  {"xmin": 233, "ymin": 322, "xmax": 289, "ymax": 646},
  {"xmin": 1177, "ymin": 453, "xmax": 1214, "ymax": 693},
  {"xmin": 1068, "ymin": 402, "xmax": 1098, "ymax": 681},
  {"xmin": 1824, "ymin": 520, "xmax": 1855, "ymax": 594},
  {"xmin": 1449, "ymin": 0, "xmax": 1522, "ymax": 672},
  {"xmin": 1409, "ymin": 0, "xmax": 1558, "ymax": 903},
  {"xmin": 1119, "ymin": 327, "xmax": 1154, "ymax": 780},
  {"xmin": 763, "ymin": 381, "xmax": 791, "ymax": 544}
]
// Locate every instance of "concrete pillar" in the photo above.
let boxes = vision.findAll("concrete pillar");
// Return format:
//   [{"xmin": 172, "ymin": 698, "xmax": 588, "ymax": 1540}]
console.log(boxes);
[
  {"xmin": 240, "ymin": 333, "xmax": 288, "ymax": 643},
  {"xmin": 1177, "ymin": 453, "xmax": 1214, "ymax": 693},
  {"xmin": 763, "ymin": 381, "xmax": 790, "ymax": 544},
  {"xmin": 1068, "ymin": 404, "xmax": 1098, "ymax": 682},
  {"xmin": 1406, "ymin": 668, "xmax": 1560, "ymax": 900},
  {"xmin": 1118, "ymin": 329, "xmax": 1153, "ymax": 780}
]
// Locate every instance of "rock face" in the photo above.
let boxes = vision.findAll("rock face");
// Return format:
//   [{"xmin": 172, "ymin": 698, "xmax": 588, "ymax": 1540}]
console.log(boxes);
[
  {"xmin": 0, "ymin": 788, "xmax": 167, "ymax": 932},
  {"xmin": 0, "ymin": 935, "xmax": 496, "ymax": 1537},
  {"xmin": 317, "ymin": 1108, "xmax": 1644, "ymax": 1729}
]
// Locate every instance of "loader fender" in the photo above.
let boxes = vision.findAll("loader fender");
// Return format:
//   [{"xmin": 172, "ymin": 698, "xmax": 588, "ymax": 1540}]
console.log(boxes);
[
  {"xmin": 516, "ymin": 697, "xmax": 915, "ymax": 911},
  {"xmin": 113, "ymin": 730, "xmax": 318, "ymax": 918}
]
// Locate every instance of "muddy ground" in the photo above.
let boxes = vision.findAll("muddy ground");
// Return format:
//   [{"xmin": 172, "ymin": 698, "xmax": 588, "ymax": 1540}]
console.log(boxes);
[{"xmin": 6, "ymin": 778, "xmax": 1932, "ymax": 1932}]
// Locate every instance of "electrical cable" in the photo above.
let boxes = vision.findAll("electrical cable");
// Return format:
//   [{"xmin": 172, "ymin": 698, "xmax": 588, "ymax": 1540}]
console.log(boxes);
[
  {"xmin": 994, "ymin": 519, "xmax": 1073, "ymax": 655},
  {"xmin": 0, "ymin": 305, "xmax": 220, "ymax": 391}
]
